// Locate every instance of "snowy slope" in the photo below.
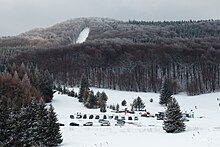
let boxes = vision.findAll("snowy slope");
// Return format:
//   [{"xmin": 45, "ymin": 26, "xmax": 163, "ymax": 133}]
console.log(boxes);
[
  {"xmin": 52, "ymin": 88, "xmax": 220, "ymax": 147},
  {"xmin": 76, "ymin": 27, "xmax": 90, "ymax": 43}
]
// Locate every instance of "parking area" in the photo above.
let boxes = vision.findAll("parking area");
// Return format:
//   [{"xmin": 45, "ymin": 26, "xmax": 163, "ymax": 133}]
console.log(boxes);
[{"xmin": 68, "ymin": 113, "xmax": 140, "ymax": 127}]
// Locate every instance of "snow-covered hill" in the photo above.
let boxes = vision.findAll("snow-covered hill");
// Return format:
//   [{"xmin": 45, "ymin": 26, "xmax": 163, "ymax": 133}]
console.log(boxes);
[{"xmin": 52, "ymin": 88, "xmax": 220, "ymax": 147}]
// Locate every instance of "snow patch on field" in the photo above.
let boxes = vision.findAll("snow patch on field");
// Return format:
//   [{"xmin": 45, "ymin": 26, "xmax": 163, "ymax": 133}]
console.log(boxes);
[
  {"xmin": 76, "ymin": 27, "xmax": 90, "ymax": 43},
  {"xmin": 52, "ymin": 88, "xmax": 220, "ymax": 147}
]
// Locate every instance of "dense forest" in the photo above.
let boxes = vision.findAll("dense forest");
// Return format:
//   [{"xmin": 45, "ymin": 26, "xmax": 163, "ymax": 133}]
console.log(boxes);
[{"xmin": 1, "ymin": 18, "xmax": 220, "ymax": 96}]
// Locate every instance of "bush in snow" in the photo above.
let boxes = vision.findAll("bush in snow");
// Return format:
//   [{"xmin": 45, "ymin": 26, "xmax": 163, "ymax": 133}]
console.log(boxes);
[
  {"xmin": 121, "ymin": 99, "xmax": 127, "ymax": 106},
  {"xmin": 132, "ymin": 96, "xmax": 145, "ymax": 111}
]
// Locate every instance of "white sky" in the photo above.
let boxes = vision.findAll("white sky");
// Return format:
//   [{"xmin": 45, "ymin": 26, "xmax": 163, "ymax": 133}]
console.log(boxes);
[{"xmin": 0, "ymin": 0, "xmax": 220, "ymax": 36}]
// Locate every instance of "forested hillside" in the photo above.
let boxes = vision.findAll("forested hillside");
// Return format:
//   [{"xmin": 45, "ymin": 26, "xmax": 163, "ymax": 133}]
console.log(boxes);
[{"xmin": 1, "ymin": 18, "xmax": 220, "ymax": 95}]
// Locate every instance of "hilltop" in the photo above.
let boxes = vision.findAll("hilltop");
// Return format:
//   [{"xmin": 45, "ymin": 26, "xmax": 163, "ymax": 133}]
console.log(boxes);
[{"xmin": 1, "ymin": 17, "xmax": 220, "ymax": 48}]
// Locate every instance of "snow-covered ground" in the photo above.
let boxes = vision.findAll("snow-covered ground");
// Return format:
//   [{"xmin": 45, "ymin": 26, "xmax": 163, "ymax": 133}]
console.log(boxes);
[
  {"xmin": 76, "ymin": 27, "xmax": 90, "ymax": 43},
  {"xmin": 52, "ymin": 88, "xmax": 220, "ymax": 147}
]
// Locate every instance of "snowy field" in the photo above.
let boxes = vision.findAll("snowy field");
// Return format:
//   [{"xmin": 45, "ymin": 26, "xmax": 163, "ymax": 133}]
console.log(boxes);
[{"xmin": 51, "ymin": 88, "xmax": 220, "ymax": 147}]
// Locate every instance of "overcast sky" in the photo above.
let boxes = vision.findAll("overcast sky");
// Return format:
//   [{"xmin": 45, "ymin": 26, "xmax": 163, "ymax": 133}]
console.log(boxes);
[{"xmin": 0, "ymin": 0, "xmax": 220, "ymax": 36}]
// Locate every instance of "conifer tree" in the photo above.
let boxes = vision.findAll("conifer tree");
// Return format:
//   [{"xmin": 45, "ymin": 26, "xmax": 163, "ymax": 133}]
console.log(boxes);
[
  {"xmin": 85, "ymin": 90, "xmax": 97, "ymax": 108},
  {"xmin": 99, "ymin": 91, "xmax": 108, "ymax": 112},
  {"xmin": 78, "ymin": 74, "xmax": 89, "ymax": 103},
  {"xmin": 18, "ymin": 105, "xmax": 35, "ymax": 146},
  {"xmin": 132, "ymin": 96, "xmax": 145, "ymax": 111},
  {"xmin": 159, "ymin": 79, "xmax": 172, "ymax": 105},
  {"xmin": 163, "ymin": 97, "xmax": 185, "ymax": 133},
  {"xmin": 45, "ymin": 104, "xmax": 62, "ymax": 146},
  {"xmin": 35, "ymin": 100, "xmax": 49, "ymax": 145}
]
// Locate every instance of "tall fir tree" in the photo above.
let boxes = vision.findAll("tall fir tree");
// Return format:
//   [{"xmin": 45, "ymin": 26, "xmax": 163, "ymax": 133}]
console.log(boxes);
[
  {"xmin": 18, "ymin": 104, "xmax": 36, "ymax": 146},
  {"xmin": 159, "ymin": 79, "xmax": 172, "ymax": 105},
  {"xmin": 78, "ymin": 73, "xmax": 89, "ymax": 103},
  {"xmin": 163, "ymin": 97, "xmax": 185, "ymax": 133},
  {"xmin": 85, "ymin": 90, "xmax": 97, "ymax": 108},
  {"xmin": 44, "ymin": 104, "xmax": 63, "ymax": 146},
  {"xmin": 35, "ymin": 100, "xmax": 49, "ymax": 146},
  {"xmin": 99, "ymin": 91, "xmax": 108, "ymax": 112}
]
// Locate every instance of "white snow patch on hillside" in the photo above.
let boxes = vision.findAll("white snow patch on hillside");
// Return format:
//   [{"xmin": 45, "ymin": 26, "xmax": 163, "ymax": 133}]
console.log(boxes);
[
  {"xmin": 76, "ymin": 27, "xmax": 90, "ymax": 43},
  {"xmin": 52, "ymin": 88, "xmax": 220, "ymax": 147}
]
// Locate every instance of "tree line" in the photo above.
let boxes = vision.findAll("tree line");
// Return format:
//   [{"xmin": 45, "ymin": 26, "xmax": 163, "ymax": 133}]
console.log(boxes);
[{"xmin": 10, "ymin": 38, "xmax": 220, "ymax": 96}]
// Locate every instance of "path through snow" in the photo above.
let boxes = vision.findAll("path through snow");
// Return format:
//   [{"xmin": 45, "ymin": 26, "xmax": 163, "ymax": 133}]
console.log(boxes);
[{"xmin": 76, "ymin": 27, "xmax": 90, "ymax": 43}]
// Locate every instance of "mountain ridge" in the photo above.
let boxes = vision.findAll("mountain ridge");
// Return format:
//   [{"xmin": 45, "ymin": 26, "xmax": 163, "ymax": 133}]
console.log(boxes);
[{"xmin": 1, "ymin": 17, "xmax": 220, "ymax": 48}]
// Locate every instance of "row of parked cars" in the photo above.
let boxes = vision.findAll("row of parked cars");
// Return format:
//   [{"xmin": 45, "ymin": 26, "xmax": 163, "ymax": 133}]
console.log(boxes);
[
  {"xmin": 69, "ymin": 119, "xmax": 111, "ymax": 127},
  {"xmin": 70, "ymin": 114, "xmax": 138, "ymax": 121},
  {"xmin": 68, "ymin": 113, "xmax": 138, "ymax": 127}
]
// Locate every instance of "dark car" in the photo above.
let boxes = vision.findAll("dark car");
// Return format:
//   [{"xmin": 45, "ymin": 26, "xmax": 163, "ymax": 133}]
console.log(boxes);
[
  {"xmin": 89, "ymin": 115, "xmax": 94, "ymax": 119},
  {"xmin": 155, "ymin": 112, "xmax": 165, "ymax": 120},
  {"xmin": 83, "ymin": 122, "xmax": 93, "ymax": 126},
  {"xmin": 114, "ymin": 115, "xmax": 119, "ymax": 120},
  {"xmin": 70, "ymin": 115, "xmax": 74, "ymax": 119},
  {"xmin": 58, "ymin": 123, "xmax": 65, "ymax": 126},
  {"xmin": 69, "ymin": 122, "xmax": 79, "ymax": 126},
  {"xmin": 83, "ymin": 114, "xmax": 87, "ymax": 119},
  {"xmin": 95, "ymin": 115, "xmax": 100, "ymax": 119}
]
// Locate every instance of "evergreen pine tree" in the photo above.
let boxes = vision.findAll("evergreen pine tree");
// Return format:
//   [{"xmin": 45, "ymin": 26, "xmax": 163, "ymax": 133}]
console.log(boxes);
[
  {"xmin": 40, "ymin": 70, "xmax": 54, "ymax": 103},
  {"xmin": 99, "ymin": 92, "xmax": 108, "ymax": 112},
  {"xmin": 163, "ymin": 97, "xmax": 185, "ymax": 133},
  {"xmin": 45, "ymin": 104, "xmax": 62, "ymax": 146},
  {"xmin": 18, "ymin": 105, "xmax": 35, "ymax": 146},
  {"xmin": 159, "ymin": 79, "xmax": 172, "ymax": 105},
  {"xmin": 85, "ymin": 90, "xmax": 97, "ymax": 108},
  {"xmin": 132, "ymin": 96, "xmax": 145, "ymax": 111},
  {"xmin": 35, "ymin": 100, "xmax": 49, "ymax": 146},
  {"xmin": 78, "ymin": 74, "xmax": 89, "ymax": 103}
]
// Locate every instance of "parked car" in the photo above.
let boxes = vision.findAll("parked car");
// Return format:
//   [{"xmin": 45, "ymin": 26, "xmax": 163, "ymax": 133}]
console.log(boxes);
[
  {"xmin": 98, "ymin": 119, "xmax": 105, "ymax": 123},
  {"xmin": 115, "ymin": 119, "xmax": 125, "ymax": 126},
  {"xmin": 103, "ymin": 115, "xmax": 107, "ymax": 119},
  {"xmin": 70, "ymin": 115, "xmax": 74, "ymax": 119},
  {"xmin": 95, "ymin": 115, "xmax": 100, "ymax": 119},
  {"xmin": 69, "ymin": 122, "xmax": 79, "ymax": 126},
  {"xmin": 155, "ymin": 112, "xmax": 165, "ymax": 120},
  {"xmin": 58, "ymin": 123, "xmax": 65, "ymax": 126},
  {"xmin": 128, "ymin": 116, "xmax": 133, "ymax": 120},
  {"xmin": 83, "ymin": 114, "xmax": 87, "ymax": 119},
  {"xmin": 134, "ymin": 116, "xmax": 138, "ymax": 121},
  {"xmin": 76, "ymin": 115, "xmax": 82, "ymax": 119},
  {"xmin": 89, "ymin": 115, "xmax": 94, "ymax": 119},
  {"xmin": 121, "ymin": 116, "xmax": 126, "ymax": 120},
  {"xmin": 108, "ymin": 115, "xmax": 114, "ymax": 119},
  {"xmin": 83, "ymin": 122, "xmax": 93, "ymax": 126},
  {"xmin": 101, "ymin": 120, "xmax": 110, "ymax": 126}
]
